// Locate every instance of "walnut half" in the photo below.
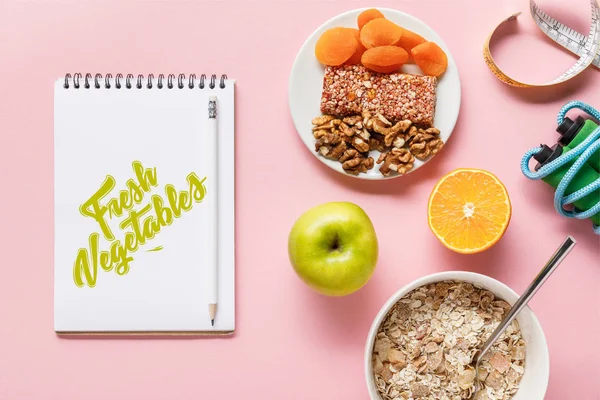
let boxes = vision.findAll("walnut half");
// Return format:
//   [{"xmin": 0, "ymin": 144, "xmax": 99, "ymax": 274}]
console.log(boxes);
[
  {"xmin": 408, "ymin": 128, "xmax": 444, "ymax": 161},
  {"xmin": 369, "ymin": 133, "xmax": 387, "ymax": 152},
  {"xmin": 340, "ymin": 149, "xmax": 374, "ymax": 175},
  {"xmin": 377, "ymin": 148, "xmax": 414, "ymax": 176},
  {"xmin": 314, "ymin": 133, "xmax": 347, "ymax": 160},
  {"xmin": 350, "ymin": 136, "xmax": 370, "ymax": 153}
]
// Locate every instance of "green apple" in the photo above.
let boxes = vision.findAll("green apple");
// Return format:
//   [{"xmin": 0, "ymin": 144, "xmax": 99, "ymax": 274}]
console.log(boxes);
[{"xmin": 288, "ymin": 202, "xmax": 378, "ymax": 296}]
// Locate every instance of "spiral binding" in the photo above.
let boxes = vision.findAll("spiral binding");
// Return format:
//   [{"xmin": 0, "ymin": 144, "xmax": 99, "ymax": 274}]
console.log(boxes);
[{"xmin": 63, "ymin": 73, "xmax": 228, "ymax": 90}]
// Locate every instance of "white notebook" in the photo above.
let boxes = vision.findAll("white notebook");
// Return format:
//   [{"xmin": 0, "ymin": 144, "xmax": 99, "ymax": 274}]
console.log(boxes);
[{"xmin": 54, "ymin": 73, "xmax": 235, "ymax": 335}]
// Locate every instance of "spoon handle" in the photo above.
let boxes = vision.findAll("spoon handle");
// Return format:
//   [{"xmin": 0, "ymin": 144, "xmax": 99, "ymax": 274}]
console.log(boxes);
[{"xmin": 476, "ymin": 236, "xmax": 577, "ymax": 362}]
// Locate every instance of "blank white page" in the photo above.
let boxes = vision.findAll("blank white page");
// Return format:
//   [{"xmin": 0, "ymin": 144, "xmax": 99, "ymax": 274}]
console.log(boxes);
[{"xmin": 54, "ymin": 77, "xmax": 235, "ymax": 334}]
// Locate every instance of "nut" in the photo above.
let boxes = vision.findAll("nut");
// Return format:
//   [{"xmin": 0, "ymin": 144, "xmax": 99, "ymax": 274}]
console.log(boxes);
[
  {"xmin": 376, "ymin": 113, "xmax": 393, "ymax": 126},
  {"xmin": 408, "ymin": 128, "xmax": 444, "ymax": 160},
  {"xmin": 357, "ymin": 128, "xmax": 370, "ymax": 141},
  {"xmin": 312, "ymin": 129, "xmax": 330, "ymax": 139},
  {"xmin": 377, "ymin": 148, "xmax": 414, "ymax": 176},
  {"xmin": 315, "ymin": 133, "xmax": 347, "ymax": 160},
  {"xmin": 373, "ymin": 119, "xmax": 411, "ymax": 146},
  {"xmin": 311, "ymin": 115, "xmax": 335, "ymax": 126},
  {"xmin": 392, "ymin": 135, "xmax": 405, "ymax": 149},
  {"xmin": 406, "ymin": 125, "xmax": 418, "ymax": 141},
  {"xmin": 339, "ymin": 149, "xmax": 374, "ymax": 175},
  {"xmin": 364, "ymin": 112, "xmax": 390, "ymax": 130},
  {"xmin": 311, "ymin": 117, "xmax": 341, "ymax": 132},
  {"xmin": 369, "ymin": 133, "xmax": 387, "ymax": 152},
  {"xmin": 342, "ymin": 115, "xmax": 362, "ymax": 127},
  {"xmin": 339, "ymin": 122, "xmax": 359, "ymax": 137},
  {"xmin": 340, "ymin": 148, "xmax": 358, "ymax": 162},
  {"xmin": 350, "ymin": 136, "xmax": 370, "ymax": 153}
]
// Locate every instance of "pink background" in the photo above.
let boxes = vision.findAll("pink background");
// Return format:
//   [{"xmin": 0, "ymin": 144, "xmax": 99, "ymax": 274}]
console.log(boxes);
[{"xmin": 0, "ymin": 0, "xmax": 599, "ymax": 398}]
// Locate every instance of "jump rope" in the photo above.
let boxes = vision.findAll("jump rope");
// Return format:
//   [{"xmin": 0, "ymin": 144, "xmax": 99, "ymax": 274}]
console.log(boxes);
[{"xmin": 521, "ymin": 101, "xmax": 600, "ymax": 234}]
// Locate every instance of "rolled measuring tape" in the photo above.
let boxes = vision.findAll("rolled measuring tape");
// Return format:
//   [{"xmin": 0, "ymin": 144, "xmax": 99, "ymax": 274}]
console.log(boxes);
[{"xmin": 484, "ymin": 0, "xmax": 600, "ymax": 87}]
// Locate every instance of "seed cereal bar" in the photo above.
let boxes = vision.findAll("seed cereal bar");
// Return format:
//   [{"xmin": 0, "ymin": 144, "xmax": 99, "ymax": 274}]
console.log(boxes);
[{"xmin": 320, "ymin": 65, "xmax": 437, "ymax": 127}]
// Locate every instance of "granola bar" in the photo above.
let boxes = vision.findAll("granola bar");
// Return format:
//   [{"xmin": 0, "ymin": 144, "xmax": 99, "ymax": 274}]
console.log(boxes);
[{"xmin": 320, "ymin": 65, "xmax": 437, "ymax": 127}]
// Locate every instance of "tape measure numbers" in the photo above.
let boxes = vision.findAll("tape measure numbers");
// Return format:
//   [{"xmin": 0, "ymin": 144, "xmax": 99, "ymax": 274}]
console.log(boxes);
[{"xmin": 484, "ymin": 0, "xmax": 600, "ymax": 87}]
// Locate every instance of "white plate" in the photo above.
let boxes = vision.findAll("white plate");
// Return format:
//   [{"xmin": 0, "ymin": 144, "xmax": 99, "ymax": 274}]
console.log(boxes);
[{"xmin": 289, "ymin": 8, "xmax": 461, "ymax": 180}]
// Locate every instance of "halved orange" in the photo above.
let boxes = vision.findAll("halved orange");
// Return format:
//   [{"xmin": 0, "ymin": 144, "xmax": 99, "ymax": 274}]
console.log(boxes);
[{"xmin": 428, "ymin": 169, "xmax": 511, "ymax": 254}]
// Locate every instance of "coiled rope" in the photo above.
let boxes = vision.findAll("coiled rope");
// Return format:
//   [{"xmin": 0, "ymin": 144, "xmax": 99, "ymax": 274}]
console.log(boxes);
[{"xmin": 521, "ymin": 101, "xmax": 600, "ymax": 234}]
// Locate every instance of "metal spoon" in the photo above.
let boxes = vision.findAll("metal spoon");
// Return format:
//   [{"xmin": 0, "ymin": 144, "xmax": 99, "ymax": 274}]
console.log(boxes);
[{"xmin": 469, "ymin": 236, "xmax": 576, "ymax": 399}]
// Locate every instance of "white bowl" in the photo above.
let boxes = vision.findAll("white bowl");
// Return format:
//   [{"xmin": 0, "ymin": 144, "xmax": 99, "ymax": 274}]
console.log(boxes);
[{"xmin": 364, "ymin": 271, "xmax": 549, "ymax": 400}]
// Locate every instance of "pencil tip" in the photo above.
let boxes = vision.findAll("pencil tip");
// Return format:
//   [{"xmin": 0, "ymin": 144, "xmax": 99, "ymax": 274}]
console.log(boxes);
[{"xmin": 211, "ymin": 319, "xmax": 215, "ymax": 326}]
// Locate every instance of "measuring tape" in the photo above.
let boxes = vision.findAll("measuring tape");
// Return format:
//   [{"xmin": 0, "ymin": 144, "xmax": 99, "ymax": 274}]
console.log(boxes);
[{"xmin": 484, "ymin": 0, "xmax": 600, "ymax": 87}]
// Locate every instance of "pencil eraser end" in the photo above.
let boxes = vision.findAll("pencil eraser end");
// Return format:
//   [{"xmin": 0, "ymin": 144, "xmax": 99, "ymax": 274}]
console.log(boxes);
[{"xmin": 209, "ymin": 95, "xmax": 217, "ymax": 101}]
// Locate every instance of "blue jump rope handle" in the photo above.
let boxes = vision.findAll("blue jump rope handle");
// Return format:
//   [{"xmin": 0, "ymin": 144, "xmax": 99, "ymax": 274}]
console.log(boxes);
[{"xmin": 521, "ymin": 101, "xmax": 600, "ymax": 235}]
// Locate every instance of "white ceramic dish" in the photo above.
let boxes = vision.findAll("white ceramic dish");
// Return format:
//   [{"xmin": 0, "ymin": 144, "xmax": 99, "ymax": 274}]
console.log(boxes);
[
  {"xmin": 364, "ymin": 271, "xmax": 549, "ymax": 400},
  {"xmin": 289, "ymin": 8, "xmax": 461, "ymax": 180}
]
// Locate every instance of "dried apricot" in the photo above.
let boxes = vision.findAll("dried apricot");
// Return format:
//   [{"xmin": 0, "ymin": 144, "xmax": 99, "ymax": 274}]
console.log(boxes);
[
  {"xmin": 411, "ymin": 41, "xmax": 448, "ymax": 76},
  {"xmin": 360, "ymin": 19, "xmax": 403, "ymax": 49},
  {"xmin": 396, "ymin": 28, "xmax": 426, "ymax": 54},
  {"xmin": 344, "ymin": 28, "xmax": 367, "ymax": 65},
  {"xmin": 315, "ymin": 27, "xmax": 358, "ymax": 66},
  {"xmin": 357, "ymin": 9, "xmax": 385, "ymax": 30},
  {"xmin": 361, "ymin": 46, "xmax": 409, "ymax": 73}
]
